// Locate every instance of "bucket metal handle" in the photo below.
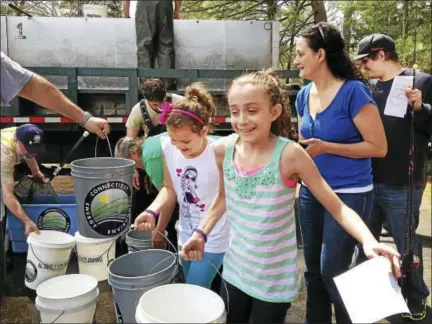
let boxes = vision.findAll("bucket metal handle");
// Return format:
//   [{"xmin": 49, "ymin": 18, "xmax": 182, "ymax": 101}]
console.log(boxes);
[
  {"xmin": 141, "ymin": 228, "xmax": 230, "ymax": 316},
  {"xmin": 41, "ymin": 294, "xmax": 99, "ymax": 323},
  {"xmin": 94, "ymin": 130, "xmax": 113, "ymax": 158},
  {"xmin": 141, "ymin": 229, "xmax": 180, "ymax": 276},
  {"xmin": 29, "ymin": 243, "xmax": 73, "ymax": 270},
  {"xmin": 138, "ymin": 252, "xmax": 229, "ymax": 316},
  {"xmin": 50, "ymin": 310, "xmax": 65, "ymax": 324}
]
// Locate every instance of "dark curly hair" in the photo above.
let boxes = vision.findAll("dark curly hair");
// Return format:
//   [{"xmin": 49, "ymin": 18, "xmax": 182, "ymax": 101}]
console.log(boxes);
[{"xmin": 141, "ymin": 78, "xmax": 166, "ymax": 102}]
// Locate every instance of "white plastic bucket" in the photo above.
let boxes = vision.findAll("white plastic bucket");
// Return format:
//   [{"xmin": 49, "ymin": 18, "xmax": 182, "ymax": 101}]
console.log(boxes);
[
  {"xmin": 74, "ymin": 231, "xmax": 116, "ymax": 281},
  {"xmin": 83, "ymin": 4, "xmax": 107, "ymax": 18},
  {"xmin": 25, "ymin": 231, "xmax": 75, "ymax": 290},
  {"xmin": 36, "ymin": 274, "xmax": 99, "ymax": 323},
  {"xmin": 135, "ymin": 283, "xmax": 226, "ymax": 323}
]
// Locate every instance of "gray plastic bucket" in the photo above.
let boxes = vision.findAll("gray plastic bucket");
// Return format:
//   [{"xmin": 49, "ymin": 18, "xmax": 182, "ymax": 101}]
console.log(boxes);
[
  {"xmin": 108, "ymin": 249, "xmax": 178, "ymax": 324},
  {"xmin": 126, "ymin": 230, "xmax": 168, "ymax": 253},
  {"xmin": 71, "ymin": 157, "xmax": 135, "ymax": 239}
]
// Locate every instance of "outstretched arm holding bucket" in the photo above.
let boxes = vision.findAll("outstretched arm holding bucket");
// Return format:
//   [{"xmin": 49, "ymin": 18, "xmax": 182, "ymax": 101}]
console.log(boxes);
[
  {"xmin": 1, "ymin": 52, "xmax": 110, "ymax": 139},
  {"xmin": 134, "ymin": 154, "xmax": 177, "ymax": 233},
  {"xmin": 183, "ymin": 139, "xmax": 402, "ymax": 275}
]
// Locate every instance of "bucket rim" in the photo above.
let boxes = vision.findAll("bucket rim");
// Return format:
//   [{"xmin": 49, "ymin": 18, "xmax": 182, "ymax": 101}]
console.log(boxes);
[
  {"xmin": 27, "ymin": 230, "xmax": 75, "ymax": 247},
  {"xmin": 36, "ymin": 288, "xmax": 99, "ymax": 314},
  {"xmin": 126, "ymin": 230, "xmax": 168, "ymax": 241},
  {"xmin": 136, "ymin": 283, "xmax": 226, "ymax": 323},
  {"xmin": 36, "ymin": 274, "xmax": 98, "ymax": 300},
  {"xmin": 108, "ymin": 249, "xmax": 177, "ymax": 280},
  {"xmin": 74, "ymin": 231, "xmax": 118, "ymax": 244},
  {"xmin": 71, "ymin": 157, "xmax": 135, "ymax": 169}
]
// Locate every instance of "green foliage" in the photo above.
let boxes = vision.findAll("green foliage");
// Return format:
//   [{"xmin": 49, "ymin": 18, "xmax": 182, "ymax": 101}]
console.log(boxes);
[
  {"xmin": 0, "ymin": 0, "xmax": 122, "ymax": 18},
  {"xmin": 338, "ymin": 0, "xmax": 432, "ymax": 73},
  {"xmin": 1, "ymin": 1, "xmax": 430, "ymax": 74},
  {"xmin": 182, "ymin": 0, "xmax": 317, "ymax": 78}
]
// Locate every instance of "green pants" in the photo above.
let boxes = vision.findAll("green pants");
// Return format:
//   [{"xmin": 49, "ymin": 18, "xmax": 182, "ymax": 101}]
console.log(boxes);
[{"xmin": 135, "ymin": 0, "xmax": 175, "ymax": 87}]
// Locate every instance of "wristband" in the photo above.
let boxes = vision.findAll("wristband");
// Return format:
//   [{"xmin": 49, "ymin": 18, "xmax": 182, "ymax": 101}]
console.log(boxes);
[
  {"xmin": 193, "ymin": 228, "xmax": 208, "ymax": 243},
  {"xmin": 79, "ymin": 111, "xmax": 93, "ymax": 127},
  {"xmin": 145, "ymin": 209, "xmax": 159, "ymax": 221}
]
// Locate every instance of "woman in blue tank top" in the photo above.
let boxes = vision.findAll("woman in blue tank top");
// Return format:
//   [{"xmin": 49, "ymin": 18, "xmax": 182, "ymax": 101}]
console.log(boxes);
[{"xmin": 295, "ymin": 22, "xmax": 387, "ymax": 324}]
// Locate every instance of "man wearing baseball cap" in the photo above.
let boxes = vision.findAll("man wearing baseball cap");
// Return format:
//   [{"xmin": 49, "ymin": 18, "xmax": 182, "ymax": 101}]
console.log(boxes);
[
  {"xmin": 1, "ymin": 51, "xmax": 111, "ymax": 304},
  {"xmin": 0, "ymin": 124, "xmax": 48, "ymax": 302},
  {"xmin": 355, "ymin": 34, "xmax": 431, "ymax": 321}
]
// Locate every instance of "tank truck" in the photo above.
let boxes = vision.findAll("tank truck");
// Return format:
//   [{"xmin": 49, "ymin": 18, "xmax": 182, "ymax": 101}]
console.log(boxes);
[{"xmin": 0, "ymin": 16, "xmax": 300, "ymax": 165}]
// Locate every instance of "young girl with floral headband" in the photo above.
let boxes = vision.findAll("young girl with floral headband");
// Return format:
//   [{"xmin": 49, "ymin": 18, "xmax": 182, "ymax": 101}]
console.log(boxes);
[{"xmin": 134, "ymin": 82, "xmax": 228, "ymax": 289}]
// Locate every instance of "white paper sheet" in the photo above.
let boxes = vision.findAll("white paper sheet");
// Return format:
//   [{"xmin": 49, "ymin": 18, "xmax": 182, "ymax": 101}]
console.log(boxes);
[
  {"xmin": 334, "ymin": 257, "xmax": 409, "ymax": 323},
  {"xmin": 384, "ymin": 76, "xmax": 414, "ymax": 118}
]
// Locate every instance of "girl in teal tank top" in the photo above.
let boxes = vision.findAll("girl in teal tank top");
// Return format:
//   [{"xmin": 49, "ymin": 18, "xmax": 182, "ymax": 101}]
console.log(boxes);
[{"xmin": 181, "ymin": 70, "xmax": 401, "ymax": 323}]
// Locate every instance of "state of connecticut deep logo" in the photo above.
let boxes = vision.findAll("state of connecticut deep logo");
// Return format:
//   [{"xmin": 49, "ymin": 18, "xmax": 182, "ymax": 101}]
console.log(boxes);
[
  {"xmin": 37, "ymin": 208, "xmax": 71, "ymax": 232},
  {"xmin": 84, "ymin": 181, "xmax": 131, "ymax": 236}
]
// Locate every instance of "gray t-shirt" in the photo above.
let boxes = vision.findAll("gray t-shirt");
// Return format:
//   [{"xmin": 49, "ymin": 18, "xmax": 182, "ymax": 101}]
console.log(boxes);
[{"xmin": 1, "ymin": 51, "xmax": 33, "ymax": 105}]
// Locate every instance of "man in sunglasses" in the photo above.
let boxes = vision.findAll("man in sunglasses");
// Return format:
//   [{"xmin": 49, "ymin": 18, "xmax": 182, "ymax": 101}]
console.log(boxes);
[{"xmin": 355, "ymin": 34, "xmax": 431, "ymax": 321}]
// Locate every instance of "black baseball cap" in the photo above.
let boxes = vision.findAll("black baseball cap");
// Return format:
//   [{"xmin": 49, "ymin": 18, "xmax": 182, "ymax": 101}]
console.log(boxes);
[
  {"xmin": 16, "ymin": 124, "xmax": 45, "ymax": 156},
  {"xmin": 354, "ymin": 34, "xmax": 396, "ymax": 61}
]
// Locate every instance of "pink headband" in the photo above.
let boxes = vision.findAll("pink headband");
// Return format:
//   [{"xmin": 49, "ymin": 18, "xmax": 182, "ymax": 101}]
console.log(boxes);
[{"xmin": 159, "ymin": 102, "xmax": 205, "ymax": 125}]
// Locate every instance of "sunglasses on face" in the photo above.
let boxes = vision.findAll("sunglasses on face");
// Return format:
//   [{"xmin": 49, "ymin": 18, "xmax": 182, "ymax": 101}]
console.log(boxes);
[{"xmin": 318, "ymin": 25, "xmax": 326, "ymax": 44}]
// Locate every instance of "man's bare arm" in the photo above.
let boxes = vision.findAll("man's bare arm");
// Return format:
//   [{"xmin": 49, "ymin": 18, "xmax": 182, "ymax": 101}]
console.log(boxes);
[
  {"xmin": 20, "ymin": 74, "xmax": 85, "ymax": 122},
  {"xmin": 19, "ymin": 74, "xmax": 110, "ymax": 138}
]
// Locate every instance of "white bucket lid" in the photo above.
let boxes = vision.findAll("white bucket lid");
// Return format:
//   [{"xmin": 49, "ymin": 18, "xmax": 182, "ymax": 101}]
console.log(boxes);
[
  {"xmin": 36, "ymin": 274, "xmax": 98, "ymax": 300},
  {"xmin": 74, "ymin": 231, "xmax": 117, "ymax": 244},
  {"xmin": 28, "ymin": 230, "xmax": 75, "ymax": 248},
  {"xmin": 136, "ymin": 284, "xmax": 225, "ymax": 323}
]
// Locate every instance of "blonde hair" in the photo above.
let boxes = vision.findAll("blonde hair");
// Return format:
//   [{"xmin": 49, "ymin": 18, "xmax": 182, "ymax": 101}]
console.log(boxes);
[
  {"xmin": 114, "ymin": 137, "xmax": 143, "ymax": 159},
  {"xmin": 114, "ymin": 136, "xmax": 157, "ymax": 195}
]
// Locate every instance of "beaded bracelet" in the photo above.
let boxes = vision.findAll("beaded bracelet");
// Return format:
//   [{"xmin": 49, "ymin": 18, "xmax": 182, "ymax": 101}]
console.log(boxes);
[{"xmin": 193, "ymin": 228, "xmax": 208, "ymax": 243}]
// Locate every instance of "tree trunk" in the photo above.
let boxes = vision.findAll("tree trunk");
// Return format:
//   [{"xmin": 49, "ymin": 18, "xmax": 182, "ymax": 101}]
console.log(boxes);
[
  {"xmin": 311, "ymin": 0, "xmax": 327, "ymax": 23},
  {"xmin": 286, "ymin": 0, "xmax": 302, "ymax": 75},
  {"xmin": 266, "ymin": 0, "xmax": 277, "ymax": 20},
  {"xmin": 343, "ymin": 3, "xmax": 355, "ymax": 55},
  {"xmin": 401, "ymin": 0, "xmax": 410, "ymax": 63}
]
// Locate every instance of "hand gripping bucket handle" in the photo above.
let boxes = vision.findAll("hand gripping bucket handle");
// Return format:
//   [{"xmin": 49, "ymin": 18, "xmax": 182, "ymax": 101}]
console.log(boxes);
[{"xmin": 141, "ymin": 228, "xmax": 230, "ymax": 316}]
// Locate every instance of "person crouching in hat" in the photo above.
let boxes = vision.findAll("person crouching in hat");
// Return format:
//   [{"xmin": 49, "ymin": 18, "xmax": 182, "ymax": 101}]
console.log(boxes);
[
  {"xmin": 0, "ymin": 124, "xmax": 48, "ymax": 303},
  {"xmin": 355, "ymin": 34, "xmax": 431, "ymax": 322},
  {"xmin": 1, "ymin": 124, "xmax": 46, "ymax": 236}
]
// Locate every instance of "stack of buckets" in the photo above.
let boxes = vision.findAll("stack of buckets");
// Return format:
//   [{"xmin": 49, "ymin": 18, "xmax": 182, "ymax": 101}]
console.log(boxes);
[
  {"xmin": 23, "ymin": 157, "xmax": 133, "ymax": 323},
  {"xmin": 25, "ymin": 157, "xmax": 226, "ymax": 323}
]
